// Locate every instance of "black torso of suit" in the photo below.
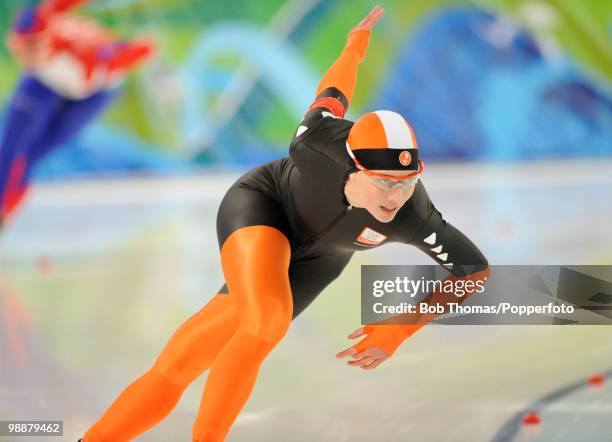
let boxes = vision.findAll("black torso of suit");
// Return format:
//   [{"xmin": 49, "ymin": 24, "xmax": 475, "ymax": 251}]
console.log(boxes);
[{"xmin": 216, "ymin": 107, "xmax": 488, "ymax": 318}]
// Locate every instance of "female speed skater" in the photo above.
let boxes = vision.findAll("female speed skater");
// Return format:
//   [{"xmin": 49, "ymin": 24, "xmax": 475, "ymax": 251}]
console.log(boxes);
[
  {"xmin": 0, "ymin": 0, "xmax": 154, "ymax": 229},
  {"xmin": 82, "ymin": 5, "xmax": 489, "ymax": 442}
]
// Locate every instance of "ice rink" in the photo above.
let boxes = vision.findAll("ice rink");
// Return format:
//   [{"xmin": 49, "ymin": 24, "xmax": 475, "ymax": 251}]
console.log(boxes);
[{"xmin": 1, "ymin": 159, "xmax": 611, "ymax": 441}]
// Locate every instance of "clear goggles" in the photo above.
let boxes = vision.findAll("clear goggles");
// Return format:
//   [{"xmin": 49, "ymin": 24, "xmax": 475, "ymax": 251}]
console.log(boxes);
[{"xmin": 368, "ymin": 174, "xmax": 420, "ymax": 192}]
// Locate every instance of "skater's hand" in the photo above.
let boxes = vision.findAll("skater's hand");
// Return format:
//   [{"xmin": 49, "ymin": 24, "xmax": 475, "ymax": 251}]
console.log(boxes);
[
  {"xmin": 337, "ymin": 323, "xmax": 422, "ymax": 368},
  {"xmin": 336, "ymin": 326, "xmax": 389, "ymax": 370},
  {"xmin": 350, "ymin": 5, "xmax": 384, "ymax": 33}
]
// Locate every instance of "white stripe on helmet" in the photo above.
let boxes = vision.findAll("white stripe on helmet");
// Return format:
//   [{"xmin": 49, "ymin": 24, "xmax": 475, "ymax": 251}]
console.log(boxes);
[{"xmin": 374, "ymin": 110, "xmax": 416, "ymax": 150}]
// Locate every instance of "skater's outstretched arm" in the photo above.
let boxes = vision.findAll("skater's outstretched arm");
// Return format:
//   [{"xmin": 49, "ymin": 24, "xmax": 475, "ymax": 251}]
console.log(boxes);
[
  {"xmin": 307, "ymin": 5, "xmax": 384, "ymax": 119},
  {"xmin": 338, "ymin": 211, "xmax": 491, "ymax": 369},
  {"xmin": 337, "ymin": 267, "xmax": 490, "ymax": 369}
]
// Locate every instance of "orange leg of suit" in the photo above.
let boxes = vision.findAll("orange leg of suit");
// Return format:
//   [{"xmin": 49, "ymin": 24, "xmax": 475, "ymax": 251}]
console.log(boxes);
[{"xmin": 83, "ymin": 226, "xmax": 293, "ymax": 442}]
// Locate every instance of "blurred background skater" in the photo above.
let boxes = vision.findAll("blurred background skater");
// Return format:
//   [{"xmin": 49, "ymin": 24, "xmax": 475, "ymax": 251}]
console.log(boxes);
[
  {"xmin": 81, "ymin": 6, "xmax": 490, "ymax": 441},
  {"xmin": 0, "ymin": 0, "xmax": 154, "ymax": 230}
]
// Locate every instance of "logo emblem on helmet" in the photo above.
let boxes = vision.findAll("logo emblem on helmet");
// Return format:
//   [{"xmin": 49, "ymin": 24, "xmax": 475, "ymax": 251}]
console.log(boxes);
[{"xmin": 399, "ymin": 150, "xmax": 412, "ymax": 166}]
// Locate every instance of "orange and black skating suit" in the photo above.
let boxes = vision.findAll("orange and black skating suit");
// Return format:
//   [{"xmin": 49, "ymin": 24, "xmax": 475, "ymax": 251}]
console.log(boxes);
[
  {"xmin": 216, "ymin": 90, "xmax": 488, "ymax": 317},
  {"xmin": 83, "ymin": 29, "xmax": 488, "ymax": 442}
]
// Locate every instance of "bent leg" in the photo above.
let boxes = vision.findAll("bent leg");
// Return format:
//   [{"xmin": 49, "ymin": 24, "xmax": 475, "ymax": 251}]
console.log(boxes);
[
  {"xmin": 192, "ymin": 225, "xmax": 293, "ymax": 442},
  {"xmin": 83, "ymin": 293, "xmax": 239, "ymax": 442}
]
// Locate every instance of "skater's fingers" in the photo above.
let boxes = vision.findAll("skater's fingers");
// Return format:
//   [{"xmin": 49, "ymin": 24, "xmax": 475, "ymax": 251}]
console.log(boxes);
[
  {"xmin": 363, "ymin": 358, "xmax": 385, "ymax": 370},
  {"xmin": 352, "ymin": 345, "xmax": 387, "ymax": 359},
  {"xmin": 364, "ymin": 6, "xmax": 384, "ymax": 27},
  {"xmin": 362, "ymin": 5, "xmax": 383, "ymax": 23},
  {"xmin": 348, "ymin": 327, "xmax": 366, "ymax": 339},
  {"xmin": 336, "ymin": 346, "xmax": 357, "ymax": 359},
  {"xmin": 350, "ymin": 347, "xmax": 378, "ymax": 358},
  {"xmin": 346, "ymin": 348, "xmax": 384, "ymax": 367},
  {"xmin": 360, "ymin": 357, "xmax": 379, "ymax": 368},
  {"xmin": 352, "ymin": 5, "xmax": 384, "ymax": 32},
  {"xmin": 348, "ymin": 356, "xmax": 376, "ymax": 368},
  {"xmin": 347, "ymin": 356, "xmax": 370, "ymax": 366},
  {"xmin": 349, "ymin": 350, "xmax": 370, "ymax": 361}
]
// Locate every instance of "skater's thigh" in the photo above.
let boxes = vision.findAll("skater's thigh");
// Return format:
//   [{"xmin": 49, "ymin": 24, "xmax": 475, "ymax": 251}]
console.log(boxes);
[
  {"xmin": 218, "ymin": 252, "xmax": 353, "ymax": 320},
  {"xmin": 217, "ymin": 185, "xmax": 293, "ymax": 341},
  {"xmin": 221, "ymin": 225, "xmax": 292, "ymax": 342}
]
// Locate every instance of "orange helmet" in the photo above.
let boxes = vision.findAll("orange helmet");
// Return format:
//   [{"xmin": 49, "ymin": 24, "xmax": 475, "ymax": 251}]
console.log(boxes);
[{"xmin": 346, "ymin": 110, "xmax": 424, "ymax": 181}]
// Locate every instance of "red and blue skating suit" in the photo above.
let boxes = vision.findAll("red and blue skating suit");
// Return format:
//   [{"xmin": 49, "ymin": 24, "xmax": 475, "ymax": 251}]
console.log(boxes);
[{"xmin": 0, "ymin": 0, "xmax": 153, "ymax": 222}]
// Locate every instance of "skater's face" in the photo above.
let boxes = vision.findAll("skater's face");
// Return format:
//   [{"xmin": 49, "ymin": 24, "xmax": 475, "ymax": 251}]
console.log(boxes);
[{"xmin": 344, "ymin": 170, "xmax": 417, "ymax": 223}]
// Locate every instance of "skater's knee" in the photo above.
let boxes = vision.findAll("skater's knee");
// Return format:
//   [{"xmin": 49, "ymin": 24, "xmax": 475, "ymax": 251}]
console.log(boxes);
[
  {"xmin": 156, "ymin": 355, "xmax": 196, "ymax": 389},
  {"xmin": 237, "ymin": 297, "xmax": 291, "ymax": 344}
]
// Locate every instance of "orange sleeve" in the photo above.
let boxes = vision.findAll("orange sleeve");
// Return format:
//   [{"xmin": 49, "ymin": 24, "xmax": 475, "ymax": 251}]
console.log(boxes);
[
  {"xmin": 316, "ymin": 29, "xmax": 371, "ymax": 107},
  {"xmin": 352, "ymin": 267, "xmax": 491, "ymax": 357}
]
